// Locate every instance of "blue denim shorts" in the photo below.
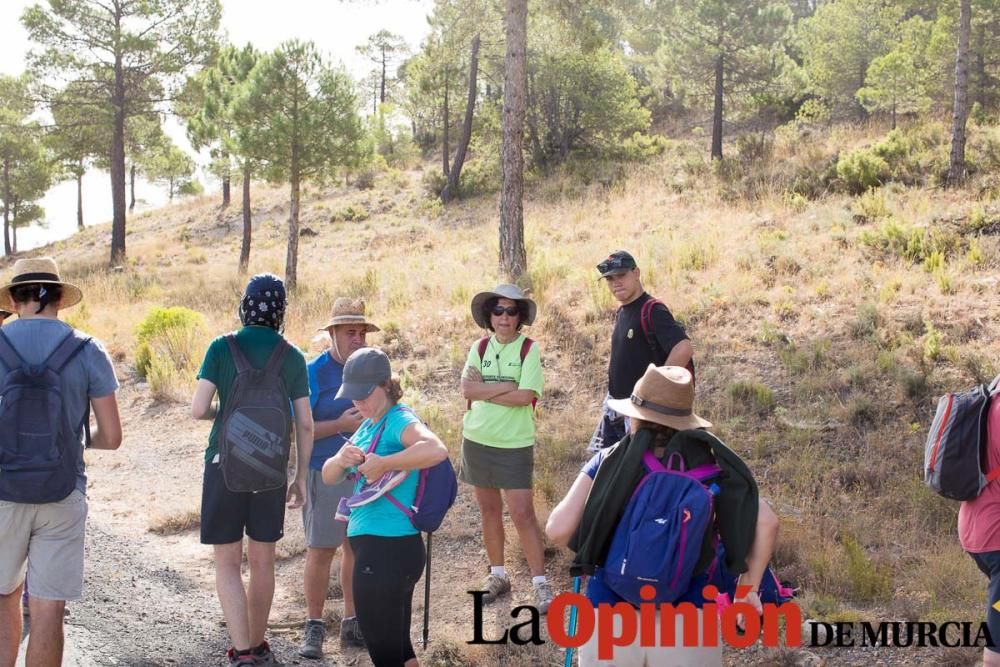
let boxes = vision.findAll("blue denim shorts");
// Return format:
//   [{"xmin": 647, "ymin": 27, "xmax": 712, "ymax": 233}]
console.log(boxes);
[{"xmin": 969, "ymin": 550, "xmax": 1000, "ymax": 653}]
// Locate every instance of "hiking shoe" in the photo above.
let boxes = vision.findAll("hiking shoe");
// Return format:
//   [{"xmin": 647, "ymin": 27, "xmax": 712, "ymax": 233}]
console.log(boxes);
[
  {"xmin": 347, "ymin": 470, "xmax": 409, "ymax": 508},
  {"xmin": 334, "ymin": 497, "xmax": 351, "ymax": 523},
  {"xmin": 533, "ymin": 581, "xmax": 555, "ymax": 614},
  {"xmin": 251, "ymin": 640, "xmax": 275, "ymax": 666},
  {"xmin": 226, "ymin": 647, "xmax": 256, "ymax": 667},
  {"xmin": 298, "ymin": 620, "xmax": 326, "ymax": 659},
  {"xmin": 340, "ymin": 615, "xmax": 365, "ymax": 649},
  {"xmin": 481, "ymin": 573, "xmax": 511, "ymax": 603}
]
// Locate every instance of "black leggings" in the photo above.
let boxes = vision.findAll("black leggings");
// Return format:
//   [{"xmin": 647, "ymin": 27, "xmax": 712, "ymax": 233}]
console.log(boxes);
[{"xmin": 350, "ymin": 533, "xmax": 426, "ymax": 667}]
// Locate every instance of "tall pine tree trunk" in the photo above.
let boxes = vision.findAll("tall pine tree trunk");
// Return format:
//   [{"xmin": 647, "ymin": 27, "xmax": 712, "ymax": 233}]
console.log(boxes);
[
  {"xmin": 442, "ymin": 34, "xmax": 480, "ymax": 203},
  {"xmin": 239, "ymin": 162, "xmax": 251, "ymax": 274},
  {"xmin": 2, "ymin": 158, "xmax": 11, "ymax": 256},
  {"xmin": 76, "ymin": 167, "xmax": 84, "ymax": 230},
  {"xmin": 129, "ymin": 163, "xmax": 136, "ymax": 210},
  {"xmin": 222, "ymin": 175, "xmax": 231, "ymax": 208},
  {"xmin": 110, "ymin": 56, "xmax": 127, "ymax": 265},
  {"xmin": 380, "ymin": 47, "xmax": 387, "ymax": 105},
  {"xmin": 499, "ymin": 0, "xmax": 527, "ymax": 284},
  {"xmin": 948, "ymin": 0, "xmax": 972, "ymax": 185},
  {"xmin": 711, "ymin": 53, "xmax": 724, "ymax": 160},
  {"xmin": 442, "ymin": 70, "xmax": 450, "ymax": 177},
  {"xmin": 285, "ymin": 163, "xmax": 301, "ymax": 290}
]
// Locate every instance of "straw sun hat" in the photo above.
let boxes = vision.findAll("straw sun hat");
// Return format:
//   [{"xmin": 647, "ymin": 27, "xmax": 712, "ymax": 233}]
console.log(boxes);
[{"xmin": 0, "ymin": 257, "xmax": 83, "ymax": 311}]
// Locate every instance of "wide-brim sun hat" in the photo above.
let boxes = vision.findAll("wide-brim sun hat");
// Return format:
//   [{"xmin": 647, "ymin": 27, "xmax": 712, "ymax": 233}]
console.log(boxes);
[
  {"xmin": 0, "ymin": 257, "xmax": 83, "ymax": 311},
  {"xmin": 470, "ymin": 284, "xmax": 537, "ymax": 329},
  {"xmin": 318, "ymin": 297, "xmax": 380, "ymax": 333},
  {"xmin": 608, "ymin": 365, "xmax": 712, "ymax": 431},
  {"xmin": 336, "ymin": 347, "xmax": 392, "ymax": 401}
]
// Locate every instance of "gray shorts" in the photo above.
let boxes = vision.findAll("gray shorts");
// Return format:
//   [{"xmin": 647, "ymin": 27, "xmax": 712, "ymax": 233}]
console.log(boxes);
[
  {"xmin": 0, "ymin": 490, "xmax": 88, "ymax": 600},
  {"xmin": 458, "ymin": 438, "xmax": 534, "ymax": 489},
  {"xmin": 302, "ymin": 469, "xmax": 353, "ymax": 549}
]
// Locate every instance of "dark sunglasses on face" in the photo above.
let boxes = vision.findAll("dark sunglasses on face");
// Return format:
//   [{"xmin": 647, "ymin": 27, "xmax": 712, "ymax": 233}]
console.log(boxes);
[{"xmin": 492, "ymin": 305, "xmax": 519, "ymax": 317}]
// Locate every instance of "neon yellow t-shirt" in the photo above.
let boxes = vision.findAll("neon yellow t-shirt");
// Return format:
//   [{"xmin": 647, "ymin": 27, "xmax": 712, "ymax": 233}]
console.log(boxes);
[{"xmin": 461, "ymin": 333, "xmax": 543, "ymax": 449}]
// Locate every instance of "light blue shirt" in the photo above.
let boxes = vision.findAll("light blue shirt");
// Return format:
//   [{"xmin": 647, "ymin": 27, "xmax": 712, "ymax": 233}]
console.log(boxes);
[{"xmin": 346, "ymin": 404, "xmax": 421, "ymax": 538}]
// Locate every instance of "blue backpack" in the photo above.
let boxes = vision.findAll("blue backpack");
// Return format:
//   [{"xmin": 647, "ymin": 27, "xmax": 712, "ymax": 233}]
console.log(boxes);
[
  {"xmin": 0, "ymin": 329, "xmax": 92, "ymax": 504},
  {"xmin": 603, "ymin": 450, "xmax": 721, "ymax": 605},
  {"xmin": 386, "ymin": 459, "xmax": 458, "ymax": 532}
]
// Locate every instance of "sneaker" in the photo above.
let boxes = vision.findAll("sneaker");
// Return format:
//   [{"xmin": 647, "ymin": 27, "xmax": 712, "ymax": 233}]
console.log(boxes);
[
  {"xmin": 334, "ymin": 497, "xmax": 351, "ymax": 523},
  {"xmin": 298, "ymin": 620, "xmax": 326, "ymax": 659},
  {"xmin": 346, "ymin": 470, "xmax": 409, "ymax": 508},
  {"xmin": 533, "ymin": 581, "xmax": 555, "ymax": 614},
  {"xmin": 340, "ymin": 615, "xmax": 365, "ymax": 649},
  {"xmin": 226, "ymin": 647, "xmax": 256, "ymax": 667},
  {"xmin": 481, "ymin": 573, "xmax": 511, "ymax": 603},
  {"xmin": 251, "ymin": 640, "xmax": 275, "ymax": 666}
]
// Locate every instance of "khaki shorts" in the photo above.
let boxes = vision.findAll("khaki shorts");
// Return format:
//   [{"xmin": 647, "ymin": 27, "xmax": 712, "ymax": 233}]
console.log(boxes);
[
  {"xmin": 302, "ymin": 469, "xmax": 353, "ymax": 549},
  {"xmin": 0, "ymin": 490, "xmax": 88, "ymax": 601}
]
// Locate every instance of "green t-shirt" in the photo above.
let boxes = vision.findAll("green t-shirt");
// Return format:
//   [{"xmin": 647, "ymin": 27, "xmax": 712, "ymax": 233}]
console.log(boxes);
[
  {"xmin": 461, "ymin": 333, "xmax": 543, "ymax": 449},
  {"xmin": 196, "ymin": 326, "xmax": 310, "ymax": 462}
]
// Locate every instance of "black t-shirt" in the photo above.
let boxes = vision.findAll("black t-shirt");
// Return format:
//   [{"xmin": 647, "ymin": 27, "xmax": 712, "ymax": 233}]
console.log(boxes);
[{"xmin": 608, "ymin": 292, "xmax": 690, "ymax": 399}]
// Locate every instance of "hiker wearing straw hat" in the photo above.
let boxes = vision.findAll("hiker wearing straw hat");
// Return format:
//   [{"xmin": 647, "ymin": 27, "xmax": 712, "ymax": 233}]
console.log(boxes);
[
  {"xmin": 590, "ymin": 250, "xmax": 694, "ymax": 452},
  {"xmin": 191, "ymin": 273, "xmax": 314, "ymax": 667},
  {"xmin": 0, "ymin": 257, "xmax": 122, "ymax": 667},
  {"xmin": 298, "ymin": 298, "xmax": 379, "ymax": 659},
  {"xmin": 459, "ymin": 284, "xmax": 554, "ymax": 613},
  {"xmin": 322, "ymin": 347, "xmax": 449, "ymax": 667},
  {"xmin": 546, "ymin": 365, "xmax": 779, "ymax": 666}
]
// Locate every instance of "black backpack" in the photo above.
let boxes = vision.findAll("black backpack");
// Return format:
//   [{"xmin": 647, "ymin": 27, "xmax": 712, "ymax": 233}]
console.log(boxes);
[
  {"xmin": 924, "ymin": 376, "xmax": 1000, "ymax": 500},
  {"xmin": 219, "ymin": 334, "xmax": 292, "ymax": 493},
  {"xmin": 0, "ymin": 329, "xmax": 92, "ymax": 503}
]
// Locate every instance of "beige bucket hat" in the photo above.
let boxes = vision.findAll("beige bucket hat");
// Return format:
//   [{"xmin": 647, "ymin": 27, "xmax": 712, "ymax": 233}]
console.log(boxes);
[
  {"xmin": 607, "ymin": 365, "xmax": 712, "ymax": 431},
  {"xmin": 318, "ymin": 297, "xmax": 380, "ymax": 332}
]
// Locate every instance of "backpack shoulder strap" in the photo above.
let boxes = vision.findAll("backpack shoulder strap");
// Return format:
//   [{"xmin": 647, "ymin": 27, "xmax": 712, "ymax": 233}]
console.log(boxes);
[
  {"xmin": 224, "ymin": 333, "xmax": 253, "ymax": 374},
  {"xmin": 263, "ymin": 338, "xmax": 291, "ymax": 377},
  {"xmin": 45, "ymin": 331, "xmax": 92, "ymax": 373},
  {"xmin": 519, "ymin": 337, "xmax": 534, "ymax": 362},
  {"xmin": 477, "ymin": 337, "xmax": 490, "ymax": 363},
  {"xmin": 0, "ymin": 330, "xmax": 25, "ymax": 371},
  {"xmin": 640, "ymin": 297, "xmax": 664, "ymax": 349}
]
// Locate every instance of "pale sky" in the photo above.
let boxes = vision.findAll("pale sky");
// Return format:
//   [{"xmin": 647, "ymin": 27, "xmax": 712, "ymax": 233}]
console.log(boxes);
[
  {"xmin": 0, "ymin": 0, "xmax": 435, "ymax": 250},
  {"xmin": 0, "ymin": 0, "xmax": 435, "ymax": 79}
]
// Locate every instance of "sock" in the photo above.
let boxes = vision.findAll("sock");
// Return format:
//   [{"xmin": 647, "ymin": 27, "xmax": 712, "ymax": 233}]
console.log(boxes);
[
  {"xmin": 307, "ymin": 618, "xmax": 324, "ymax": 624},
  {"xmin": 490, "ymin": 565, "xmax": 506, "ymax": 578},
  {"xmin": 532, "ymin": 575, "xmax": 547, "ymax": 586},
  {"xmin": 342, "ymin": 615, "xmax": 356, "ymax": 621}
]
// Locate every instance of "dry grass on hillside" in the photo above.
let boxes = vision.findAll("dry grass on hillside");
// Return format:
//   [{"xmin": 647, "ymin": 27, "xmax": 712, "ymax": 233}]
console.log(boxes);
[{"xmin": 11, "ymin": 121, "xmax": 1000, "ymax": 658}]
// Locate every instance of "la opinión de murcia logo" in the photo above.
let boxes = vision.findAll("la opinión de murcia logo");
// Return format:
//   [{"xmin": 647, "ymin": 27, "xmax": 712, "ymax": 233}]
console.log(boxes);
[{"xmin": 466, "ymin": 587, "xmax": 995, "ymax": 657}]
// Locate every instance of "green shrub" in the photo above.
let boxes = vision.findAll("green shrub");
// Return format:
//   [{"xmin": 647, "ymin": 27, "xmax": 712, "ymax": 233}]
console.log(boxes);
[
  {"xmin": 842, "ymin": 535, "xmax": 892, "ymax": 602},
  {"xmin": 859, "ymin": 220, "xmax": 961, "ymax": 264},
  {"xmin": 836, "ymin": 149, "xmax": 889, "ymax": 194},
  {"xmin": 135, "ymin": 307, "xmax": 206, "ymax": 399},
  {"xmin": 852, "ymin": 188, "xmax": 890, "ymax": 223},
  {"xmin": 620, "ymin": 131, "xmax": 671, "ymax": 161},
  {"xmin": 330, "ymin": 204, "xmax": 369, "ymax": 223}
]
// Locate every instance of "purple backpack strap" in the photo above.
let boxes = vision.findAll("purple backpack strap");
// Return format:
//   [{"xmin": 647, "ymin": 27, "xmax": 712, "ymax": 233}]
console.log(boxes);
[
  {"xmin": 642, "ymin": 450, "xmax": 721, "ymax": 481},
  {"xmin": 363, "ymin": 420, "xmax": 389, "ymax": 455}
]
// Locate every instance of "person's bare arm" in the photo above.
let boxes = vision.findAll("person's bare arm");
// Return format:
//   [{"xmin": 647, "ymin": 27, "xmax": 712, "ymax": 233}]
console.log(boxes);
[
  {"xmin": 664, "ymin": 339, "xmax": 694, "ymax": 369},
  {"xmin": 545, "ymin": 473, "xmax": 593, "ymax": 547},
  {"xmin": 461, "ymin": 365, "xmax": 518, "ymax": 401},
  {"xmin": 88, "ymin": 394, "xmax": 122, "ymax": 450},
  {"xmin": 488, "ymin": 389, "xmax": 538, "ymax": 407},
  {"xmin": 286, "ymin": 396, "xmax": 314, "ymax": 509},
  {"xmin": 356, "ymin": 421, "xmax": 448, "ymax": 480},
  {"xmin": 191, "ymin": 379, "xmax": 218, "ymax": 420}
]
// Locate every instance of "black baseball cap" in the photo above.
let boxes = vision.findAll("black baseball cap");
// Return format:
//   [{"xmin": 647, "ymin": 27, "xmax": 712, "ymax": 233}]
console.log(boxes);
[
  {"xmin": 336, "ymin": 347, "xmax": 391, "ymax": 400},
  {"xmin": 597, "ymin": 250, "xmax": 638, "ymax": 278}
]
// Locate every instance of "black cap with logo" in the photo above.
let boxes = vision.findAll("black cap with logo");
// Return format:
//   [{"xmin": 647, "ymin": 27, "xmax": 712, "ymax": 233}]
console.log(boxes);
[{"xmin": 596, "ymin": 250, "xmax": 638, "ymax": 279}]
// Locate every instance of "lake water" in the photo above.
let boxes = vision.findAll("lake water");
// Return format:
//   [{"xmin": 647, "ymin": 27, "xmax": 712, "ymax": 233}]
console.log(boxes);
[{"xmin": 18, "ymin": 168, "xmax": 176, "ymax": 252}]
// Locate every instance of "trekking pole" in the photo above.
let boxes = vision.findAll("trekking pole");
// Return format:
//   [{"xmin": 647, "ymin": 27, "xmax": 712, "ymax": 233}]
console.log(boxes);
[
  {"xmin": 564, "ymin": 576, "xmax": 582, "ymax": 667},
  {"xmin": 423, "ymin": 532, "xmax": 432, "ymax": 649}
]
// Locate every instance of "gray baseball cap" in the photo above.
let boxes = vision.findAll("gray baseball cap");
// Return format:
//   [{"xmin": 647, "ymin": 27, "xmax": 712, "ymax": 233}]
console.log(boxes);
[{"xmin": 336, "ymin": 347, "xmax": 391, "ymax": 400}]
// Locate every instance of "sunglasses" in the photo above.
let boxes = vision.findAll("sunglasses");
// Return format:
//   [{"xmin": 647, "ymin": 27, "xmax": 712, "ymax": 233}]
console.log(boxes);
[
  {"xmin": 491, "ymin": 305, "xmax": 520, "ymax": 317},
  {"xmin": 598, "ymin": 258, "xmax": 629, "ymax": 274}
]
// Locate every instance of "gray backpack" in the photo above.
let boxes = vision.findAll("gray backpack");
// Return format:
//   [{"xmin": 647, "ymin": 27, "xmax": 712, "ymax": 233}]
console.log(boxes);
[{"xmin": 219, "ymin": 334, "xmax": 292, "ymax": 492}]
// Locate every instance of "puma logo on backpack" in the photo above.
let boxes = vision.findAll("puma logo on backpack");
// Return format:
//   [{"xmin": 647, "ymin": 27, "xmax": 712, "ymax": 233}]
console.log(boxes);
[
  {"xmin": 219, "ymin": 334, "xmax": 292, "ymax": 493},
  {"xmin": 0, "ymin": 329, "xmax": 92, "ymax": 504}
]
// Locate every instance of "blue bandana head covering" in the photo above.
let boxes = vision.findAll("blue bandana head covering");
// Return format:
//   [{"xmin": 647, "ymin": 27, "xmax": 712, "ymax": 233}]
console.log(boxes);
[{"xmin": 239, "ymin": 273, "xmax": 286, "ymax": 332}]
